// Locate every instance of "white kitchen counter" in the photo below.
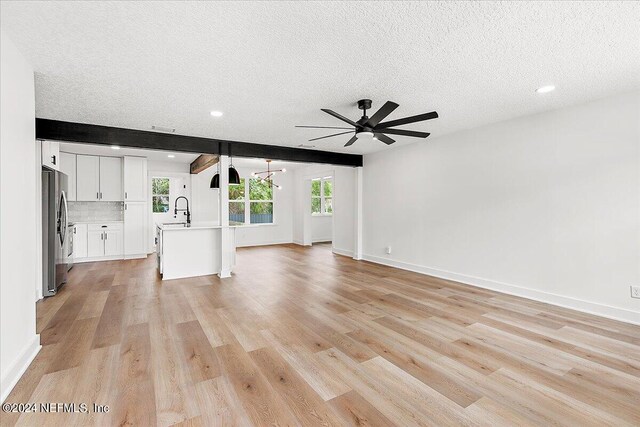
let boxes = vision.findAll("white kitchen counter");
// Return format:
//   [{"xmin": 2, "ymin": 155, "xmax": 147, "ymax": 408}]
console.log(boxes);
[
  {"xmin": 156, "ymin": 223, "xmax": 235, "ymax": 280},
  {"xmin": 157, "ymin": 221, "xmax": 223, "ymax": 231}
]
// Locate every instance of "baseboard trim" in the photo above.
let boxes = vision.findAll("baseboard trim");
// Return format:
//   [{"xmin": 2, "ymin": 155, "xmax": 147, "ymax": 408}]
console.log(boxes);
[
  {"xmin": 1, "ymin": 334, "xmax": 41, "ymax": 403},
  {"xmin": 312, "ymin": 238, "xmax": 332, "ymax": 243},
  {"xmin": 75, "ymin": 255, "xmax": 124, "ymax": 263},
  {"xmin": 332, "ymin": 247, "xmax": 353, "ymax": 258},
  {"xmin": 236, "ymin": 239, "xmax": 293, "ymax": 248},
  {"xmin": 363, "ymin": 254, "xmax": 640, "ymax": 326},
  {"xmin": 292, "ymin": 239, "xmax": 310, "ymax": 247}
]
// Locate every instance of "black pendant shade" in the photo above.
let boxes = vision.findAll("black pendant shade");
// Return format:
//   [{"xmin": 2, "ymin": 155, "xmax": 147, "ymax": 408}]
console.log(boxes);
[
  {"xmin": 229, "ymin": 166, "xmax": 240, "ymax": 184},
  {"xmin": 209, "ymin": 173, "xmax": 220, "ymax": 189},
  {"xmin": 209, "ymin": 166, "xmax": 240, "ymax": 189}
]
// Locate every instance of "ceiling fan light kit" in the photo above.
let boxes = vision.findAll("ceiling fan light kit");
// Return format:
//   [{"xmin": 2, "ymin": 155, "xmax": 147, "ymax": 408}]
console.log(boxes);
[{"xmin": 296, "ymin": 98, "xmax": 438, "ymax": 147}]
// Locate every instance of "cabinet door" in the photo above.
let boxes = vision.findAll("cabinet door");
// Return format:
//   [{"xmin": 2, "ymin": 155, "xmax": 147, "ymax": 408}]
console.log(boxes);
[
  {"xmin": 124, "ymin": 202, "xmax": 147, "ymax": 255},
  {"xmin": 123, "ymin": 157, "xmax": 147, "ymax": 201},
  {"xmin": 76, "ymin": 155, "xmax": 100, "ymax": 201},
  {"xmin": 99, "ymin": 157, "xmax": 123, "ymax": 201},
  {"xmin": 104, "ymin": 230, "xmax": 123, "ymax": 256},
  {"xmin": 74, "ymin": 223, "xmax": 88, "ymax": 258},
  {"xmin": 59, "ymin": 152, "xmax": 77, "ymax": 201},
  {"xmin": 41, "ymin": 141, "xmax": 60, "ymax": 171},
  {"xmin": 87, "ymin": 230, "xmax": 104, "ymax": 257}
]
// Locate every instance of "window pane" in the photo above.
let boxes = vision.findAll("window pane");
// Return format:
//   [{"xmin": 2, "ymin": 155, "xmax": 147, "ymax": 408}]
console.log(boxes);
[
  {"xmin": 229, "ymin": 178, "xmax": 245, "ymax": 200},
  {"xmin": 250, "ymin": 202, "xmax": 273, "ymax": 223},
  {"xmin": 229, "ymin": 202, "xmax": 245, "ymax": 225},
  {"xmin": 311, "ymin": 180, "xmax": 321, "ymax": 197},
  {"xmin": 152, "ymin": 196, "xmax": 169, "ymax": 213},
  {"xmin": 311, "ymin": 197, "xmax": 321, "ymax": 214},
  {"xmin": 152, "ymin": 178, "xmax": 170, "ymax": 195},
  {"xmin": 323, "ymin": 180, "xmax": 332, "ymax": 197},
  {"xmin": 249, "ymin": 178, "xmax": 272, "ymax": 200},
  {"xmin": 325, "ymin": 197, "xmax": 332, "ymax": 214}
]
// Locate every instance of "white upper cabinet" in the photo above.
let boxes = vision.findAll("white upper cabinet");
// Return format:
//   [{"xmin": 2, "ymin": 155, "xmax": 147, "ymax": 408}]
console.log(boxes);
[
  {"xmin": 76, "ymin": 155, "xmax": 100, "ymax": 201},
  {"xmin": 41, "ymin": 140, "xmax": 60, "ymax": 171},
  {"xmin": 59, "ymin": 152, "xmax": 77, "ymax": 201},
  {"xmin": 123, "ymin": 156, "xmax": 147, "ymax": 201},
  {"xmin": 76, "ymin": 155, "xmax": 123, "ymax": 201},
  {"xmin": 99, "ymin": 157, "xmax": 123, "ymax": 201}
]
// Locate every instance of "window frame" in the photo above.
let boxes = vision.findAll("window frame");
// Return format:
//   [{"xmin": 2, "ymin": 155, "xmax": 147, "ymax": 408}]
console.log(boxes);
[
  {"xmin": 229, "ymin": 176, "xmax": 276, "ymax": 226},
  {"xmin": 311, "ymin": 176, "xmax": 333, "ymax": 216}
]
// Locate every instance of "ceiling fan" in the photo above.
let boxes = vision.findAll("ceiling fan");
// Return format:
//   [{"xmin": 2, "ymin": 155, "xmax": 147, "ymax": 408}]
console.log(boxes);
[{"xmin": 296, "ymin": 99, "xmax": 438, "ymax": 147}]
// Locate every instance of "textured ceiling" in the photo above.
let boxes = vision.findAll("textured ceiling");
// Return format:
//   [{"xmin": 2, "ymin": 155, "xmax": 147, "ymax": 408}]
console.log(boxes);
[{"xmin": 2, "ymin": 1, "xmax": 639, "ymax": 155}]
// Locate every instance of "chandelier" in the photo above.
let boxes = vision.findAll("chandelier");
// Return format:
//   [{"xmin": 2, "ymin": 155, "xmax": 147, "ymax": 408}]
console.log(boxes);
[{"xmin": 251, "ymin": 159, "xmax": 285, "ymax": 189}]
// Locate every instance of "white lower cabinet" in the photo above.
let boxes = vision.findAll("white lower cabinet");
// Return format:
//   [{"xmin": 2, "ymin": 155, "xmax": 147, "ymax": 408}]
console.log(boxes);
[
  {"xmin": 104, "ymin": 229, "xmax": 123, "ymax": 256},
  {"xmin": 84, "ymin": 223, "xmax": 124, "ymax": 259},
  {"xmin": 74, "ymin": 223, "xmax": 88, "ymax": 258},
  {"xmin": 124, "ymin": 202, "xmax": 147, "ymax": 256}
]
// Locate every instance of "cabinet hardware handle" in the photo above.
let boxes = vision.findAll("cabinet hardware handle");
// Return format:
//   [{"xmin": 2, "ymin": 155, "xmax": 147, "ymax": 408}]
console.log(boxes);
[
  {"xmin": 96, "ymin": 192, "xmax": 99, "ymax": 200},
  {"xmin": 100, "ymin": 192, "xmax": 102, "ymax": 199},
  {"xmin": 105, "ymin": 232, "xmax": 108, "ymax": 240},
  {"xmin": 51, "ymin": 155, "xmax": 56, "ymax": 165},
  {"xmin": 101, "ymin": 233, "xmax": 103, "ymax": 240},
  {"xmin": 125, "ymin": 192, "xmax": 127, "ymax": 199}
]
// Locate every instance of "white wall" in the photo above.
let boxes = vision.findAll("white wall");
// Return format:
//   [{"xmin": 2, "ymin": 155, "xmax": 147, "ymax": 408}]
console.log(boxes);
[
  {"xmin": 363, "ymin": 91, "xmax": 640, "ymax": 324},
  {"xmin": 293, "ymin": 164, "xmax": 357, "ymax": 256},
  {"xmin": 1, "ymin": 32, "xmax": 40, "ymax": 402},
  {"xmin": 312, "ymin": 216, "xmax": 332, "ymax": 242}
]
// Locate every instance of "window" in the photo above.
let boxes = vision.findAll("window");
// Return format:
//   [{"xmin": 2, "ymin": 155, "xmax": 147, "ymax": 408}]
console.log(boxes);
[
  {"xmin": 249, "ymin": 178, "xmax": 273, "ymax": 224},
  {"xmin": 311, "ymin": 177, "xmax": 332, "ymax": 215},
  {"xmin": 228, "ymin": 177, "xmax": 274, "ymax": 225},
  {"xmin": 152, "ymin": 177, "xmax": 170, "ymax": 213},
  {"xmin": 229, "ymin": 178, "xmax": 245, "ymax": 225}
]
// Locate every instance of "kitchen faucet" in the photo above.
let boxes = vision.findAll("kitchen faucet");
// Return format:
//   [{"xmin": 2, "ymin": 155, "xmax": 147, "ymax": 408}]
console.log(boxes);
[{"xmin": 174, "ymin": 196, "xmax": 191, "ymax": 226}]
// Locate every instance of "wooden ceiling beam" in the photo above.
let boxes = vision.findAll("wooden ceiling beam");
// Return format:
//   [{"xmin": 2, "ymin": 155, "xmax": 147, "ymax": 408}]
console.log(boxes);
[{"xmin": 190, "ymin": 154, "xmax": 219, "ymax": 174}]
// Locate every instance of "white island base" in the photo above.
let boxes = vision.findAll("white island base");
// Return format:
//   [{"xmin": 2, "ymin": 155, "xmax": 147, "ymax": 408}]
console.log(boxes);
[{"xmin": 157, "ymin": 223, "xmax": 235, "ymax": 280}]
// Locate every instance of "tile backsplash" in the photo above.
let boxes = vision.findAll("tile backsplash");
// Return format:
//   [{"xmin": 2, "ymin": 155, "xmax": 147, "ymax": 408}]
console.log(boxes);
[{"xmin": 68, "ymin": 201, "xmax": 124, "ymax": 222}]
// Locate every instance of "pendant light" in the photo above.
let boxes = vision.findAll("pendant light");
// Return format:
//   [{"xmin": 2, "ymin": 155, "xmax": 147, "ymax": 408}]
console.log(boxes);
[
  {"xmin": 250, "ymin": 159, "xmax": 285, "ymax": 189},
  {"xmin": 210, "ymin": 142, "xmax": 221, "ymax": 188},
  {"xmin": 228, "ymin": 144, "xmax": 241, "ymax": 185}
]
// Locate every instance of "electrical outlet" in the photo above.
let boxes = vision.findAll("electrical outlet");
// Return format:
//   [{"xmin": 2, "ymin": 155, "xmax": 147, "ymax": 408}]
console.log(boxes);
[
  {"xmin": 631, "ymin": 286, "xmax": 640, "ymax": 299},
  {"xmin": 385, "ymin": 246, "xmax": 392, "ymax": 255}
]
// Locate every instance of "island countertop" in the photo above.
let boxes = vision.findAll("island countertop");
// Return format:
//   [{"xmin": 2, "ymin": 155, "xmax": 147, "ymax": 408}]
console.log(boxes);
[{"xmin": 157, "ymin": 222, "xmax": 233, "ymax": 231}]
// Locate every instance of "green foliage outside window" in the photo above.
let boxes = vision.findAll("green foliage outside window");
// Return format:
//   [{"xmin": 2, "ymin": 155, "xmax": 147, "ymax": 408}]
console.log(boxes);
[{"xmin": 152, "ymin": 178, "xmax": 170, "ymax": 213}]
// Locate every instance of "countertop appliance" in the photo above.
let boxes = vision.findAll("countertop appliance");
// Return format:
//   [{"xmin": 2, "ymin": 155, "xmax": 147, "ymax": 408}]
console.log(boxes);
[{"xmin": 42, "ymin": 168, "xmax": 69, "ymax": 297}]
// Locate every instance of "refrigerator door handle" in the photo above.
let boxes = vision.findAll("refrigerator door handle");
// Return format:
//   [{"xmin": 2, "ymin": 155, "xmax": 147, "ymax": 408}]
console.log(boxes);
[{"xmin": 59, "ymin": 191, "xmax": 68, "ymax": 246}]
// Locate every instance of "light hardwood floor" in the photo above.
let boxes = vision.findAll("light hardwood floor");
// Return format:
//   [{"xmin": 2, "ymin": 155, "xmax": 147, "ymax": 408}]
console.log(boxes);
[{"xmin": 2, "ymin": 243, "xmax": 639, "ymax": 426}]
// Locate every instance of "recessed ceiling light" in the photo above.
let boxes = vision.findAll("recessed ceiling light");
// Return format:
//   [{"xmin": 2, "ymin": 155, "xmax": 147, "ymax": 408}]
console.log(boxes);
[
  {"xmin": 111, "ymin": 145, "xmax": 120, "ymax": 150},
  {"xmin": 210, "ymin": 111, "xmax": 223, "ymax": 117},
  {"xmin": 167, "ymin": 154, "xmax": 175, "ymax": 158},
  {"xmin": 536, "ymin": 85, "xmax": 555, "ymax": 94}
]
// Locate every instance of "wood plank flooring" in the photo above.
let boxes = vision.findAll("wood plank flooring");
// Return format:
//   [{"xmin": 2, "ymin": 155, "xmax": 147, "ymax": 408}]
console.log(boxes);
[{"xmin": 2, "ymin": 243, "xmax": 639, "ymax": 426}]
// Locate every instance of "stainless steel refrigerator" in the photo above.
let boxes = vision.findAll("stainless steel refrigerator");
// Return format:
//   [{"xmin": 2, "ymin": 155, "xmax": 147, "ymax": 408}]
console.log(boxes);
[{"xmin": 42, "ymin": 168, "xmax": 69, "ymax": 297}]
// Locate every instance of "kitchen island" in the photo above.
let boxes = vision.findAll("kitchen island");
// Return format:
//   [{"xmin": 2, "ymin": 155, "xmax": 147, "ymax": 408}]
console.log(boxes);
[{"xmin": 156, "ymin": 222, "xmax": 236, "ymax": 280}]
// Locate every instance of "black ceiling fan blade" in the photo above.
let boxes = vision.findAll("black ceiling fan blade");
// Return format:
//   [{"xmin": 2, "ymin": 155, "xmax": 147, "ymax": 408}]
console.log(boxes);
[
  {"xmin": 374, "ymin": 133, "xmax": 395, "ymax": 145},
  {"xmin": 375, "ymin": 111, "xmax": 438, "ymax": 129},
  {"xmin": 308, "ymin": 131, "xmax": 353, "ymax": 142},
  {"xmin": 366, "ymin": 101, "xmax": 399, "ymax": 127},
  {"xmin": 379, "ymin": 128, "xmax": 430, "ymax": 138},
  {"xmin": 321, "ymin": 109, "xmax": 362, "ymax": 128},
  {"xmin": 344, "ymin": 135, "xmax": 358, "ymax": 147},
  {"xmin": 295, "ymin": 125, "xmax": 353, "ymax": 130}
]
